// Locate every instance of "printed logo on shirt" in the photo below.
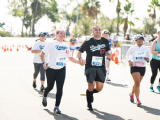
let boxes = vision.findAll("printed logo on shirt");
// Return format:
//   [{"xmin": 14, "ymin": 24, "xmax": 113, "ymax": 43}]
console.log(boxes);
[
  {"xmin": 90, "ymin": 44, "xmax": 106, "ymax": 52},
  {"xmin": 55, "ymin": 45, "xmax": 68, "ymax": 50},
  {"xmin": 100, "ymin": 49, "xmax": 105, "ymax": 54},
  {"xmin": 39, "ymin": 45, "xmax": 45, "ymax": 49}
]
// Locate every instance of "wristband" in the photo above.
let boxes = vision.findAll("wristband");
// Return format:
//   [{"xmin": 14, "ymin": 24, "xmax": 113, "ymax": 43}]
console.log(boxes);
[
  {"xmin": 42, "ymin": 62, "xmax": 45, "ymax": 64},
  {"xmin": 158, "ymin": 51, "xmax": 160, "ymax": 53},
  {"xmin": 79, "ymin": 57, "xmax": 82, "ymax": 60}
]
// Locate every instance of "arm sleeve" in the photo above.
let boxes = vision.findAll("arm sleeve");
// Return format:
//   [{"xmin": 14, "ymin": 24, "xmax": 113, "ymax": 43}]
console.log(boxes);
[
  {"xmin": 79, "ymin": 41, "xmax": 87, "ymax": 53},
  {"xmin": 31, "ymin": 42, "xmax": 38, "ymax": 50},
  {"xmin": 42, "ymin": 43, "xmax": 51, "ymax": 54},
  {"xmin": 126, "ymin": 47, "xmax": 132, "ymax": 61}
]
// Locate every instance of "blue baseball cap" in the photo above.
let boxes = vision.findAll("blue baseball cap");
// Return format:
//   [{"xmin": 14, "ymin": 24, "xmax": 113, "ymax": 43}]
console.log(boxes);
[
  {"xmin": 136, "ymin": 35, "xmax": 144, "ymax": 40},
  {"xmin": 39, "ymin": 32, "xmax": 47, "ymax": 36},
  {"xmin": 103, "ymin": 30, "xmax": 110, "ymax": 34}
]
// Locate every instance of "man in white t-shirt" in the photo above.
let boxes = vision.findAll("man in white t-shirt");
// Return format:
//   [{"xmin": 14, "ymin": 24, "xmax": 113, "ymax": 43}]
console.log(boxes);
[{"xmin": 76, "ymin": 34, "xmax": 83, "ymax": 51}]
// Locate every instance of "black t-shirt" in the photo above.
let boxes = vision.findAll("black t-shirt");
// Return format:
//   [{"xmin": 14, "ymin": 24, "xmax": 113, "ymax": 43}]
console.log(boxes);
[{"xmin": 79, "ymin": 37, "xmax": 110, "ymax": 70}]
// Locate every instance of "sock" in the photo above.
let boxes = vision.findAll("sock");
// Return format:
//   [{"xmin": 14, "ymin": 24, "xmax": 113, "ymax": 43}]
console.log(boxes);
[
  {"xmin": 86, "ymin": 90, "xmax": 93, "ymax": 104},
  {"xmin": 92, "ymin": 89, "xmax": 99, "ymax": 94}
]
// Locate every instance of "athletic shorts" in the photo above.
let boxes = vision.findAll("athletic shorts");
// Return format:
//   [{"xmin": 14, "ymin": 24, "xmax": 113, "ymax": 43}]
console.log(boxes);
[
  {"xmin": 105, "ymin": 56, "xmax": 111, "ymax": 61},
  {"xmin": 86, "ymin": 71, "xmax": 106, "ymax": 83},
  {"xmin": 76, "ymin": 47, "xmax": 80, "ymax": 51},
  {"xmin": 70, "ymin": 46, "xmax": 76, "ymax": 50},
  {"xmin": 130, "ymin": 67, "xmax": 146, "ymax": 76}
]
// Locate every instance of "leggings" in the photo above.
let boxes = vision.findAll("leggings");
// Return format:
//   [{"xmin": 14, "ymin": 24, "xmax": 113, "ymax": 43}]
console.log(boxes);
[
  {"xmin": 33, "ymin": 63, "xmax": 45, "ymax": 81},
  {"xmin": 150, "ymin": 59, "xmax": 160, "ymax": 84},
  {"xmin": 44, "ymin": 67, "xmax": 66, "ymax": 106}
]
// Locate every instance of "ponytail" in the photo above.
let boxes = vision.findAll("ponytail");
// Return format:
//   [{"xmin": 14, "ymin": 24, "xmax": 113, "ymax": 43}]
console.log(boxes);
[{"xmin": 35, "ymin": 39, "xmax": 40, "ymax": 42}]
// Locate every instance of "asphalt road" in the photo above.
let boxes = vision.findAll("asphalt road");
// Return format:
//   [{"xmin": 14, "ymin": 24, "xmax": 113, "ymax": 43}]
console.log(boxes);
[{"xmin": 0, "ymin": 47, "xmax": 160, "ymax": 120}]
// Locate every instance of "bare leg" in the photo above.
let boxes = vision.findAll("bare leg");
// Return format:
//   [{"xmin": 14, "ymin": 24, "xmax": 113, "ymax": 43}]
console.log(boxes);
[
  {"xmin": 131, "ymin": 76, "xmax": 143, "ymax": 95},
  {"xmin": 131, "ymin": 72, "xmax": 142, "ymax": 100},
  {"xmin": 41, "ymin": 81, "xmax": 44, "ymax": 85}
]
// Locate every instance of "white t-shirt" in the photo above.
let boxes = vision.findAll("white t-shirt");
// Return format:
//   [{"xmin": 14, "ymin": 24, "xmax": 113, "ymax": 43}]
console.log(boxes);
[
  {"xmin": 32, "ymin": 40, "xmax": 48, "ymax": 63},
  {"xmin": 42, "ymin": 40, "xmax": 72, "ymax": 69},
  {"xmin": 144, "ymin": 37, "xmax": 148, "ymax": 42},
  {"xmin": 76, "ymin": 38, "xmax": 83, "ymax": 47},
  {"xmin": 126, "ymin": 45, "xmax": 152, "ymax": 67}
]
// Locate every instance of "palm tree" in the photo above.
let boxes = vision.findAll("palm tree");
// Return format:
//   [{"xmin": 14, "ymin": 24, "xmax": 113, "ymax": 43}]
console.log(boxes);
[
  {"xmin": 147, "ymin": 0, "xmax": 160, "ymax": 34},
  {"xmin": 109, "ymin": 0, "xmax": 121, "ymax": 35},
  {"xmin": 81, "ymin": 0, "xmax": 101, "ymax": 22},
  {"xmin": 122, "ymin": 0, "xmax": 132, "ymax": 37}
]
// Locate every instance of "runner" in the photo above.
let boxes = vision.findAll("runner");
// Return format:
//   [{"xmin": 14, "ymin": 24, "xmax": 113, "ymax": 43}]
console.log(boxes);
[
  {"xmin": 102, "ymin": 30, "xmax": 113, "ymax": 81},
  {"xmin": 69, "ymin": 34, "xmax": 77, "ymax": 56},
  {"xmin": 77, "ymin": 25, "xmax": 111, "ymax": 110},
  {"xmin": 41, "ymin": 29, "xmax": 82, "ymax": 114},
  {"xmin": 76, "ymin": 34, "xmax": 83, "ymax": 52},
  {"xmin": 150, "ymin": 29, "xmax": 160, "ymax": 92},
  {"xmin": 31, "ymin": 32, "xmax": 47, "ymax": 91},
  {"xmin": 126, "ymin": 35, "xmax": 152, "ymax": 106}
]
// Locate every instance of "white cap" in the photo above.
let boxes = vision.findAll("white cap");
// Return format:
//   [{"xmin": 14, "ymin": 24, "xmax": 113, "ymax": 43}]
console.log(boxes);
[{"xmin": 157, "ymin": 28, "xmax": 160, "ymax": 33}]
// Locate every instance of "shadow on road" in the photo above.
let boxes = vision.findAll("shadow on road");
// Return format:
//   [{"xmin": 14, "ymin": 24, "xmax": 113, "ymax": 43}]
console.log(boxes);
[
  {"xmin": 34, "ymin": 89, "xmax": 56, "ymax": 99},
  {"xmin": 140, "ymin": 105, "xmax": 160, "ymax": 116},
  {"xmin": 153, "ymin": 92, "xmax": 160, "ymax": 94},
  {"xmin": 106, "ymin": 82, "xmax": 128, "ymax": 88},
  {"xmin": 44, "ymin": 109, "xmax": 78, "ymax": 120},
  {"xmin": 89, "ymin": 109, "xmax": 125, "ymax": 120}
]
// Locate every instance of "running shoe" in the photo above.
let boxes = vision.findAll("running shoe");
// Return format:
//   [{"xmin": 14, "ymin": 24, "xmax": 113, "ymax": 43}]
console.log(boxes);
[
  {"xmin": 53, "ymin": 106, "xmax": 61, "ymax": 114},
  {"xmin": 40, "ymin": 85, "xmax": 45, "ymax": 91},
  {"xmin": 136, "ymin": 99, "xmax": 141, "ymax": 107},
  {"xmin": 106, "ymin": 79, "xmax": 111, "ymax": 82},
  {"xmin": 42, "ymin": 97, "xmax": 47, "ymax": 107},
  {"xmin": 150, "ymin": 86, "xmax": 154, "ymax": 92},
  {"xmin": 87, "ymin": 103, "xmax": 93, "ymax": 110},
  {"xmin": 129, "ymin": 93, "xmax": 134, "ymax": 103},
  {"xmin": 33, "ymin": 81, "xmax": 36, "ymax": 88},
  {"xmin": 157, "ymin": 86, "xmax": 160, "ymax": 92}
]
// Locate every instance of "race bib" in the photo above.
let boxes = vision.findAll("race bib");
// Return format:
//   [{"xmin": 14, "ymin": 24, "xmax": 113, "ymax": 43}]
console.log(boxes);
[
  {"xmin": 91, "ymin": 56, "xmax": 103, "ymax": 66},
  {"xmin": 135, "ymin": 52, "xmax": 145, "ymax": 61},
  {"xmin": 56, "ymin": 56, "xmax": 67, "ymax": 66},
  {"xmin": 133, "ymin": 61, "xmax": 144, "ymax": 67},
  {"xmin": 157, "ymin": 54, "xmax": 160, "ymax": 59}
]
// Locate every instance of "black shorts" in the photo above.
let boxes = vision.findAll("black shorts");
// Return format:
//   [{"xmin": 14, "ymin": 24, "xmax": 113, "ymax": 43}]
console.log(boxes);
[
  {"xmin": 130, "ymin": 67, "xmax": 146, "ymax": 76},
  {"xmin": 86, "ymin": 72, "xmax": 106, "ymax": 83},
  {"xmin": 76, "ymin": 47, "xmax": 80, "ymax": 50}
]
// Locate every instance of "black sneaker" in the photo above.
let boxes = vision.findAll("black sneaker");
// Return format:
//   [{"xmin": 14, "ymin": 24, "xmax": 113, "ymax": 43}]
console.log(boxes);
[
  {"xmin": 33, "ymin": 82, "xmax": 36, "ymax": 88},
  {"xmin": 87, "ymin": 103, "xmax": 93, "ymax": 110},
  {"xmin": 40, "ymin": 85, "xmax": 45, "ymax": 91},
  {"xmin": 42, "ymin": 97, "xmax": 47, "ymax": 107}
]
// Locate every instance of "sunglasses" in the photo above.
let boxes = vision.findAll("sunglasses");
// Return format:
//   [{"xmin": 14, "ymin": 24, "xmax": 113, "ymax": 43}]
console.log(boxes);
[
  {"xmin": 40, "ymin": 35, "xmax": 45, "ymax": 37},
  {"xmin": 104, "ymin": 33, "xmax": 109, "ymax": 34}
]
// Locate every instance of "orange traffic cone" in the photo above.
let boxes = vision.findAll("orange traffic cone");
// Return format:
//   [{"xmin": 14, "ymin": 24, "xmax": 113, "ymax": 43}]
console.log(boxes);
[
  {"xmin": 114, "ymin": 56, "xmax": 119, "ymax": 64},
  {"xmin": 17, "ymin": 47, "xmax": 19, "ymax": 51},
  {"xmin": 4, "ymin": 47, "xmax": 6, "ymax": 52},
  {"xmin": 7, "ymin": 46, "xmax": 9, "ymax": 51},
  {"xmin": 10, "ymin": 47, "xmax": 12, "ymax": 51},
  {"xmin": 111, "ymin": 52, "xmax": 115, "ymax": 61},
  {"xmin": 27, "ymin": 47, "xmax": 30, "ymax": 51}
]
